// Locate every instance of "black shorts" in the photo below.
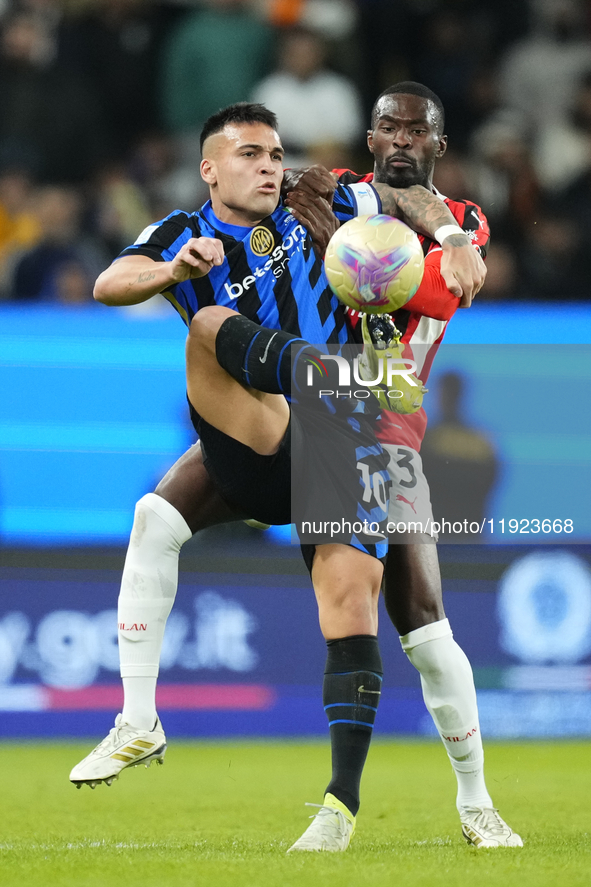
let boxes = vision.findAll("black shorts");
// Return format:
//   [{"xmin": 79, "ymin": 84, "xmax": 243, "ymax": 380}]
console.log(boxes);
[
  {"xmin": 190, "ymin": 404, "xmax": 291, "ymax": 527},
  {"xmin": 189, "ymin": 403, "xmax": 390, "ymax": 566}
]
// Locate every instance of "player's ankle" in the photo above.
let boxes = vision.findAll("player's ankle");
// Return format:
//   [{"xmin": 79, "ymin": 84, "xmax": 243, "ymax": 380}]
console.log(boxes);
[{"xmin": 120, "ymin": 710, "xmax": 158, "ymax": 731}]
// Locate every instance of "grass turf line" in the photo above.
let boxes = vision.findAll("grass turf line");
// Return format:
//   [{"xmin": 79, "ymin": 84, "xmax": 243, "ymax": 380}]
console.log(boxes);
[{"xmin": 0, "ymin": 740, "xmax": 589, "ymax": 887}]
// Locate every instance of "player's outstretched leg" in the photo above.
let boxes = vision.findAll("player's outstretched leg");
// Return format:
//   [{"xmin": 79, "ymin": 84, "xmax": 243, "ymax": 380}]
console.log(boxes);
[
  {"xmin": 288, "ymin": 546, "xmax": 384, "ymax": 853},
  {"xmin": 401, "ymin": 620, "xmax": 522, "ymax": 848},
  {"xmin": 288, "ymin": 636, "xmax": 382, "ymax": 852},
  {"xmin": 69, "ymin": 492, "xmax": 188, "ymax": 787},
  {"xmin": 385, "ymin": 543, "xmax": 522, "ymax": 847},
  {"xmin": 69, "ymin": 445, "xmax": 242, "ymax": 788}
]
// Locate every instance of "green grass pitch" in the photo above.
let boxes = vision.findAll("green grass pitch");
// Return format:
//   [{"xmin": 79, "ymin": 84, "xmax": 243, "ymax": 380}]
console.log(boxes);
[{"xmin": 0, "ymin": 739, "xmax": 589, "ymax": 886}]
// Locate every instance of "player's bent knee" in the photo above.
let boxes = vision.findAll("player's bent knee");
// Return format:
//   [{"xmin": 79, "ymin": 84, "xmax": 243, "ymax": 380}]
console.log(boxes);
[{"xmin": 188, "ymin": 305, "xmax": 238, "ymax": 348}]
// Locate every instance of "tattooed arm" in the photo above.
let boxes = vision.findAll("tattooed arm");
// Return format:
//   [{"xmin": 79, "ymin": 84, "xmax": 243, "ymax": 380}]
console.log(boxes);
[
  {"xmin": 372, "ymin": 183, "xmax": 486, "ymax": 305},
  {"xmin": 371, "ymin": 183, "xmax": 458, "ymax": 237},
  {"xmin": 93, "ymin": 238, "xmax": 224, "ymax": 306},
  {"xmin": 284, "ymin": 167, "xmax": 486, "ymax": 304}
]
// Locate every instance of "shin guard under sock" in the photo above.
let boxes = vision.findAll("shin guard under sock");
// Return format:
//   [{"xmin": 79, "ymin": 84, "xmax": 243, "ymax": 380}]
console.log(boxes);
[
  {"xmin": 400, "ymin": 618, "xmax": 492, "ymax": 810},
  {"xmin": 323, "ymin": 635, "xmax": 383, "ymax": 816},
  {"xmin": 118, "ymin": 493, "xmax": 192, "ymax": 729},
  {"xmin": 215, "ymin": 314, "xmax": 317, "ymax": 395}
]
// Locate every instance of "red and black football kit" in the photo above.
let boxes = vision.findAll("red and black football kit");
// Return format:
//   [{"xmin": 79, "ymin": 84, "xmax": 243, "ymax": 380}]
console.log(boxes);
[{"xmin": 333, "ymin": 169, "xmax": 490, "ymax": 452}]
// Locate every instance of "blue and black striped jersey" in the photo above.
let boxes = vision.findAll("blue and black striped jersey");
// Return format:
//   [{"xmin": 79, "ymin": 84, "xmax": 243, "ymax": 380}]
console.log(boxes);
[{"xmin": 118, "ymin": 183, "xmax": 382, "ymax": 346}]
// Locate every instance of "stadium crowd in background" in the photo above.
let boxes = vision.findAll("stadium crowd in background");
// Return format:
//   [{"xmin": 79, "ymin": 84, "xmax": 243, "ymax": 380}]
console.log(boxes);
[{"xmin": 1, "ymin": 0, "xmax": 591, "ymax": 303}]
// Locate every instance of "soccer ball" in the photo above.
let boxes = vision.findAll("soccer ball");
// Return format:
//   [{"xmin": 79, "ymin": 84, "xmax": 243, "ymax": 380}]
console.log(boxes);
[{"xmin": 324, "ymin": 214, "xmax": 424, "ymax": 314}]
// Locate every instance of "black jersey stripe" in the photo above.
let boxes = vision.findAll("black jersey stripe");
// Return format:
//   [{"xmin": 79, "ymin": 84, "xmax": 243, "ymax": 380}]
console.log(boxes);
[
  {"xmin": 326, "ymin": 300, "xmax": 349, "ymax": 344},
  {"xmin": 227, "ymin": 240, "xmax": 264, "ymax": 322},
  {"xmin": 391, "ymin": 307, "xmax": 411, "ymax": 338},
  {"xmin": 120, "ymin": 212, "xmax": 194, "ymax": 261},
  {"xmin": 191, "ymin": 266, "xmax": 217, "ymax": 311},
  {"xmin": 308, "ymin": 254, "xmax": 323, "ymax": 290},
  {"xmin": 272, "ymin": 258, "xmax": 301, "ymax": 337},
  {"xmin": 316, "ymin": 284, "xmax": 336, "ymax": 327},
  {"xmin": 263, "ymin": 213, "xmax": 301, "ymax": 337}
]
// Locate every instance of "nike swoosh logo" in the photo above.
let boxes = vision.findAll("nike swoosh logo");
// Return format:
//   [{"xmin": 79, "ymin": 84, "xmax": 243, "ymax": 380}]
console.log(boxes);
[
  {"xmin": 259, "ymin": 332, "xmax": 278, "ymax": 364},
  {"xmin": 358, "ymin": 686, "xmax": 381, "ymax": 694}
]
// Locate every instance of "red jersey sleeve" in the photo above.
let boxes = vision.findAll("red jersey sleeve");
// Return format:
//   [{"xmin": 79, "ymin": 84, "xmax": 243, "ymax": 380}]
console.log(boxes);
[{"xmin": 403, "ymin": 250, "xmax": 459, "ymax": 321}]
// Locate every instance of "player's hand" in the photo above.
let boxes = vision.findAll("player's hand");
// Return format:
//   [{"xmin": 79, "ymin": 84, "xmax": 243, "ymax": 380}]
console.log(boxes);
[
  {"xmin": 285, "ymin": 189, "xmax": 339, "ymax": 255},
  {"xmin": 170, "ymin": 237, "xmax": 224, "ymax": 282},
  {"xmin": 440, "ymin": 235, "xmax": 487, "ymax": 308},
  {"xmin": 282, "ymin": 164, "xmax": 338, "ymax": 203}
]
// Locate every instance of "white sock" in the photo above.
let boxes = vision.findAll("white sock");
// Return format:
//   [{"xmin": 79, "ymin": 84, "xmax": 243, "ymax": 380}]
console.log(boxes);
[
  {"xmin": 400, "ymin": 618, "xmax": 493, "ymax": 811},
  {"xmin": 118, "ymin": 493, "xmax": 192, "ymax": 730},
  {"xmin": 121, "ymin": 676, "xmax": 158, "ymax": 731}
]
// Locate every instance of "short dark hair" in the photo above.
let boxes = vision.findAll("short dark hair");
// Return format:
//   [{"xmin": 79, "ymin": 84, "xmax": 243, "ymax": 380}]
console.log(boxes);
[
  {"xmin": 371, "ymin": 81, "xmax": 445, "ymax": 133},
  {"xmin": 200, "ymin": 103, "xmax": 278, "ymax": 153}
]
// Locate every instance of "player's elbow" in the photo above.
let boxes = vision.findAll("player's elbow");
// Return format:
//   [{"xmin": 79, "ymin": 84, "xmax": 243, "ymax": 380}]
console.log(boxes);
[
  {"xmin": 418, "ymin": 302, "xmax": 457, "ymax": 322},
  {"xmin": 92, "ymin": 279, "xmax": 109, "ymax": 304},
  {"xmin": 404, "ymin": 291, "xmax": 457, "ymax": 322},
  {"xmin": 93, "ymin": 270, "xmax": 121, "ymax": 305}
]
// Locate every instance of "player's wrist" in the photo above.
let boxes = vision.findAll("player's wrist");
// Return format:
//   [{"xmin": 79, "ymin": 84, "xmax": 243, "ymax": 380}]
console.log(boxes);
[
  {"xmin": 168, "ymin": 261, "xmax": 191, "ymax": 284},
  {"xmin": 435, "ymin": 225, "xmax": 469, "ymax": 246}
]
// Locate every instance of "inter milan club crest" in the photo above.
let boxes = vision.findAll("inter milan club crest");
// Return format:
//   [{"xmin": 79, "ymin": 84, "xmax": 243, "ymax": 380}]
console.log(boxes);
[{"xmin": 250, "ymin": 226, "xmax": 274, "ymax": 256}]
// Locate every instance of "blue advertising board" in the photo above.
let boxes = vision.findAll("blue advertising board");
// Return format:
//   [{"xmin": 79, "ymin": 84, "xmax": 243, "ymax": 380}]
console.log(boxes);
[
  {"xmin": 2, "ymin": 303, "xmax": 591, "ymax": 545},
  {"xmin": 1, "ymin": 303, "xmax": 591, "ymax": 738},
  {"xmin": 1, "ymin": 545, "xmax": 591, "ymax": 739}
]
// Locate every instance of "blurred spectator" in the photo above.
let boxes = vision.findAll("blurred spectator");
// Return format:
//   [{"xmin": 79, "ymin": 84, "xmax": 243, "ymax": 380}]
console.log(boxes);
[
  {"xmin": 468, "ymin": 0, "xmax": 531, "ymax": 61},
  {"xmin": 463, "ymin": 66, "xmax": 504, "ymax": 141},
  {"xmin": 421, "ymin": 371, "xmax": 498, "ymax": 539},
  {"xmin": 160, "ymin": 0, "xmax": 273, "ymax": 137},
  {"xmin": 59, "ymin": 0, "xmax": 180, "ymax": 157},
  {"xmin": 295, "ymin": 0, "xmax": 357, "ymax": 42},
  {"xmin": 9, "ymin": 185, "xmax": 109, "ymax": 304},
  {"xmin": 0, "ymin": 166, "xmax": 41, "ymax": 297},
  {"xmin": 252, "ymin": 25, "xmax": 363, "ymax": 167},
  {"xmin": 527, "ymin": 163, "xmax": 591, "ymax": 300},
  {"xmin": 477, "ymin": 242, "xmax": 522, "ymax": 301},
  {"xmin": 353, "ymin": 0, "xmax": 529, "ymax": 137},
  {"xmin": 129, "ymin": 132, "xmax": 209, "ymax": 218},
  {"xmin": 267, "ymin": 0, "xmax": 306, "ymax": 28},
  {"xmin": 519, "ymin": 210, "xmax": 586, "ymax": 299},
  {"xmin": 470, "ymin": 112, "xmax": 541, "ymax": 244},
  {"xmin": 499, "ymin": 0, "xmax": 591, "ymax": 134},
  {"xmin": 534, "ymin": 69, "xmax": 591, "ymax": 192},
  {"xmin": 414, "ymin": 8, "xmax": 478, "ymax": 149},
  {"xmin": 91, "ymin": 162, "xmax": 153, "ymax": 258},
  {"xmin": 0, "ymin": 9, "xmax": 110, "ymax": 183},
  {"xmin": 266, "ymin": 0, "xmax": 357, "ymax": 40},
  {"xmin": 354, "ymin": 0, "xmax": 425, "ymax": 121},
  {"xmin": 432, "ymin": 148, "xmax": 475, "ymax": 202}
]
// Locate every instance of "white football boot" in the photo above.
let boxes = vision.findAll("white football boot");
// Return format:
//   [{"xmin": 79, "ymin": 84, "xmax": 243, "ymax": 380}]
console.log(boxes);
[
  {"xmin": 69, "ymin": 714, "xmax": 166, "ymax": 789},
  {"xmin": 287, "ymin": 793, "xmax": 356, "ymax": 852},
  {"xmin": 460, "ymin": 806, "xmax": 523, "ymax": 848}
]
